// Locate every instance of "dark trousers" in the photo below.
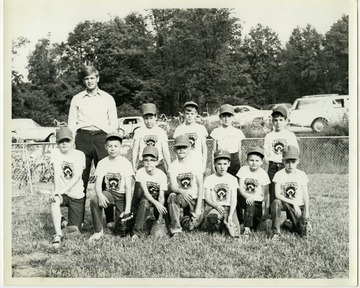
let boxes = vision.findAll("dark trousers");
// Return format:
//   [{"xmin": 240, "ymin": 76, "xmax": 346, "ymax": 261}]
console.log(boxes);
[
  {"xmin": 271, "ymin": 200, "xmax": 306, "ymax": 234},
  {"xmin": 238, "ymin": 195, "xmax": 263, "ymax": 229},
  {"xmin": 75, "ymin": 129, "xmax": 113, "ymax": 223},
  {"xmin": 267, "ymin": 161, "xmax": 285, "ymax": 213}
]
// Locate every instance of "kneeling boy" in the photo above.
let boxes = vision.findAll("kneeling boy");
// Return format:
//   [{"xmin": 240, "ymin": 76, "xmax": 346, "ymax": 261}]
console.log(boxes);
[
  {"xmin": 89, "ymin": 132, "xmax": 134, "ymax": 241},
  {"xmin": 50, "ymin": 127, "xmax": 86, "ymax": 248},
  {"xmin": 237, "ymin": 146, "xmax": 270, "ymax": 237},
  {"xmin": 203, "ymin": 150, "xmax": 240, "ymax": 237},
  {"xmin": 271, "ymin": 145, "xmax": 310, "ymax": 239},
  {"xmin": 132, "ymin": 146, "xmax": 168, "ymax": 240}
]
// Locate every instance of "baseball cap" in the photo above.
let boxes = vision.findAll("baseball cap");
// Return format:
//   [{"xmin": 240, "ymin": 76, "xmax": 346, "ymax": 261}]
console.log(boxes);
[
  {"xmin": 173, "ymin": 135, "xmax": 190, "ymax": 147},
  {"xmin": 106, "ymin": 132, "xmax": 123, "ymax": 142},
  {"xmin": 219, "ymin": 104, "xmax": 234, "ymax": 115},
  {"xmin": 142, "ymin": 146, "xmax": 159, "ymax": 158},
  {"xmin": 56, "ymin": 127, "xmax": 73, "ymax": 142},
  {"xmin": 184, "ymin": 101, "xmax": 199, "ymax": 110},
  {"xmin": 271, "ymin": 106, "xmax": 287, "ymax": 118},
  {"xmin": 247, "ymin": 146, "xmax": 265, "ymax": 158},
  {"xmin": 282, "ymin": 145, "xmax": 299, "ymax": 160},
  {"xmin": 141, "ymin": 103, "xmax": 157, "ymax": 115},
  {"xmin": 214, "ymin": 149, "xmax": 231, "ymax": 161}
]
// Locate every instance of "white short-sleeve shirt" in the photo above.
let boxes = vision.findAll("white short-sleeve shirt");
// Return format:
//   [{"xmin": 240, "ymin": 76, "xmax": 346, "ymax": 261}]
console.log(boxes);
[
  {"xmin": 135, "ymin": 167, "xmax": 168, "ymax": 199},
  {"xmin": 204, "ymin": 173, "xmax": 238, "ymax": 206},
  {"xmin": 263, "ymin": 130, "xmax": 299, "ymax": 163},
  {"xmin": 50, "ymin": 148, "xmax": 85, "ymax": 199},
  {"xmin": 236, "ymin": 166, "xmax": 270, "ymax": 202},
  {"xmin": 95, "ymin": 156, "xmax": 134, "ymax": 194},
  {"xmin": 133, "ymin": 126, "xmax": 168, "ymax": 161},
  {"xmin": 168, "ymin": 159, "xmax": 203, "ymax": 199},
  {"xmin": 272, "ymin": 169, "xmax": 309, "ymax": 206},
  {"xmin": 210, "ymin": 126, "xmax": 245, "ymax": 154}
]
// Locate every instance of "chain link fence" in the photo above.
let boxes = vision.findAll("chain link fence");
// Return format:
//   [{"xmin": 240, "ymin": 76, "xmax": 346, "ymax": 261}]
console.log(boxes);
[{"xmin": 11, "ymin": 137, "xmax": 349, "ymax": 195}]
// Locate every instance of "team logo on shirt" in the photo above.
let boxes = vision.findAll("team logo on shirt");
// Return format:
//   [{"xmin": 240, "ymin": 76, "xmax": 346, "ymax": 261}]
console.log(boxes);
[
  {"xmin": 61, "ymin": 162, "xmax": 74, "ymax": 180},
  {"xmin": 185, "ymin": 133, "xmax": 197, "ymax": 149},
  {"xmin": 106, "ymin": 173, "xmax": 122, "ymax": 191},
  {"xmin": 177, "ymin": 173, "xmax": 193, "ymax": 189},
  {"xmin": 272, "ymin": 139, "xmax": 287, "ymax": 154},
  {"xmin": 144, "ymin": 135, "xmax": 158, "ymax": 146},
  {"xmin": 283, "ymin": 182, "xmax": 298, "ymax": 199},
  {"xmin": 214, "ymin": 184, "xmax": 229, "ymax": 202},
  {"xmin": 244, "ymin": 178, "xmax": 259, "ymax": 194},
  {"xmin": 147, "ymin": 181, "xmax": 160, "ymax": 199}
]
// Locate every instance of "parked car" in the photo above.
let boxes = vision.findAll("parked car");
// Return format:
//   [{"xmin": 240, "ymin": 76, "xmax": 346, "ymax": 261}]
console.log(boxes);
[
  {"xmin": 117, "ymin": 116, "xmax": 169, "ymax": 138},
  {"xmin": 233, "ymin": 105, "xmax": 272, "ymax": 127},
  {"xmin": 11, "ymin": 118, "xmax": 57, "ymax": 143},
  {"xmin": 288, "ymin": 94, "xmax": 349, "ymax": 132}
]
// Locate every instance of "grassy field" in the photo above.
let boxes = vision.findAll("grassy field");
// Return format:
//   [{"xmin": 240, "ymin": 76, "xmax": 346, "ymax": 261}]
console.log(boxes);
[{"xmin": 9, "ymin": 174, "xmax": 351, "ymax": 282}]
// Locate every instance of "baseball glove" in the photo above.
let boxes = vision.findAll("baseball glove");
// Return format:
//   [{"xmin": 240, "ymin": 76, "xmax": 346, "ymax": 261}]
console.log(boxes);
[
  {"xmin": 113, "ymin": 212, "xmax": 133, "ymax": 237},
  {"xmin": 150, "ymin": 219, "xmax": 168, "ymax": 238}
]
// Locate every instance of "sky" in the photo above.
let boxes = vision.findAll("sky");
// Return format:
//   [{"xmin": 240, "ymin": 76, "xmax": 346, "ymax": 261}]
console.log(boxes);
[{"xmin": 5, "ymin": 0, "xmax": 356, "ymax": 80}]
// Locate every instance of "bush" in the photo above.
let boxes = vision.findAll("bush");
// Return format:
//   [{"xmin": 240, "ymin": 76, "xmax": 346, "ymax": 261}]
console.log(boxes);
[
  {"xmin": 318, "ymin": 114, "xmax": 349, "ymax": 136},
  {"xmin": 117, "ymin": 103, "xmax": 141, "ymax": 117}
]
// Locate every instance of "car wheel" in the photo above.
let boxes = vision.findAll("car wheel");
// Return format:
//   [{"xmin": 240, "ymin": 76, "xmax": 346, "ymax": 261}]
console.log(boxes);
[
  {"xmin": 48, "ymin": 134, "xmax": 56, "ymax": 143},
  {"xmin": 311, "ymin": 118, "xmax": 328, "ymax": 132}
]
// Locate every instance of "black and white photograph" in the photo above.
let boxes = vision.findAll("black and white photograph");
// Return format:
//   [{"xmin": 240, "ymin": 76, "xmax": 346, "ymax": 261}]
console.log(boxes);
[{"xmin": 3, "ymin": 0, "xmax": 357, "ymax": 286}]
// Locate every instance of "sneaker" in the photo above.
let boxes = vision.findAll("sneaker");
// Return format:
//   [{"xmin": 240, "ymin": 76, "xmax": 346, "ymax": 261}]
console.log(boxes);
[
  {"xmin": 113, "ymin": 219, "xmax": 127, "ymax": 237},
  {"xmin": 170, "ymin": 227, "xmax": 183, "ymax": 237},
  {"xmin": 106, "ymin": 222, "xmax": 115, "ymax": 229},
  {"xmin": 61, "ymin": 216, "xmax": 68, "ymax": 229},
  {"xmin": 52, "ymin": 234, "xmax": 63, "ymax": 248},
  {"xmin": 243, "ymin": 228, "xmax": 251, "ymax": 238},
  {"xmin": 272, "ymin": 233, "xmax": 281, "ymax": 240},
  {"xmin": 225, "ymin": 221, "xmax": 239, "ymax": 238},
  {"xmin": 88, "ymin": 230, "xmax": 104, "ymax": 242},
  {"xmin": 131, "ymin": 234, "xmax": 140, "ymax": 241}
]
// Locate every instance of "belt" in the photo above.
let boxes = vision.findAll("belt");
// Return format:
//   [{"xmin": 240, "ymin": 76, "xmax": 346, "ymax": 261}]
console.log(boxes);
[
  {"xmin": 269, "ymin": 161, "xmax": 283, "ymax": 167},
  {"xmin": 77, "ymin": 129, "xmax": 105, "ymax": 135}
]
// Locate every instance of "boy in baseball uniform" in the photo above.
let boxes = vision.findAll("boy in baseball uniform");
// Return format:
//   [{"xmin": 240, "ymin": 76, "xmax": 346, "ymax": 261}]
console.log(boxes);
[
  {"xmin": 237, "ymin": 146, "xmax": 270, "ymax": 237},
  {"xmin": 49, "ymin": 127, "xmax": 86, "ymax": 248},
  {"xmin": 167, "ymin": 135, "xmax": 204, "ymax": 237},
  {"xmin": 203, "ymin": 150, "xmax": 240, "ymax": 238},
  {"xmin": 271, "ymin": 145, "xmax": 310, "ymax": 239}
]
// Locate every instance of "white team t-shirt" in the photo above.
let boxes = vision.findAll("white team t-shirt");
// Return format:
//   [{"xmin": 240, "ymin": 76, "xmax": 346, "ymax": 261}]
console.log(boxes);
[
  {"xmin": 133, "ymin": 126, "xmax": 168, "ymax": 161},
  {"xmin": 264, "ymin": 129, "xmax": 299, "ymax": 163},
  {"xmin": 272, "ymin": 169, "xmax": 309, "ymax": 206},
  {"xmin": 203, "ymin": 173, "xmax": 238, "ymax": 207},
  {"xmin": 135, "ymin": 167, "xmax": 168, "ymax": 199},
  {"xmin": 236, "ymin": 166, "xmax": 270, "ymax": 202},
  {"xmin": 50, "ymin": 148, "xmax": 85, "ymax": 199},
  {"xmin": 210, "ymin": 126, "xmax": 245, "ymax": 154},
  {"xmin": 168, "ymin": 159, "xmax": 203, "ymax": 199},
  {"xmin": 95, "ymin": 156, "xmax": 134, "ymax": 194},
  {"xmin": 173, "ymin": 122, "xmax": 208, "ymax": 163}
]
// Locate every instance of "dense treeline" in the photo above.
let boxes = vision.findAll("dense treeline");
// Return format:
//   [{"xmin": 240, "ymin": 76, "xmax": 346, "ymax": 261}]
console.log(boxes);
[{"xmin": 11, "ymin": 9, "xmax": 348, "ymax": 126}]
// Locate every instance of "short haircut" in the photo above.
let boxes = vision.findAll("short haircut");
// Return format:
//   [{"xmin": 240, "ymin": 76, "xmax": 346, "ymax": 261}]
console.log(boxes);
[{"xmin": 79, "ymin": 65, "xmax": 99, "ymax": 79}]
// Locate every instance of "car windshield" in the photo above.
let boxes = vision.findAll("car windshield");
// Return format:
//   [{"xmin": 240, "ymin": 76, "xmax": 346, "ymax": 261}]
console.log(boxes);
[{"xmin": 295, "ymin": 99, "xmax": 326, "ymax": 109}]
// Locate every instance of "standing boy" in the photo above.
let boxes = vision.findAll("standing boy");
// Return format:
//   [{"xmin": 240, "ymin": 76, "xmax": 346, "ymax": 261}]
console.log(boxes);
[
  {"xmin": 173, "ymin": 101, "xmax": 208, "ymax": 173},
  {"xmin": 210, "ymin": 104, "xmax": 245, "ymax": 177},
  {"xmin": 167, "ymin": 135, "xmax": 204, "ymax": 237},
  {"xmin": 237, "ymin": 146, "xmax": 270, "ymax": 237},
  {"xmin": 68, "ymin": 65, "xmax": 118, "ymax": 224},
  {"xmin": 263, "ymin": 106, "xmax": 299, "ymax": 212},
  {"xmin": 271, "ymin": 145, "xmax": 310, "ymax": 239},
  {"xmin": 49, "ymin": 127, "xmax": 85, "ymax": 248},
  {"xmin": 89, "ymin": 132, "xmax": 133, "ymax": 241},
  {"xmin": 131, "ymin": 146, "xmax": 168, "ymax": 240},
  {"xmin": 132, "ymin": 103, "xmax": 171, "ymax": 173},
  {"xmin": 203, "ymin": 150, "xmax": 240, "ymax": 238}
]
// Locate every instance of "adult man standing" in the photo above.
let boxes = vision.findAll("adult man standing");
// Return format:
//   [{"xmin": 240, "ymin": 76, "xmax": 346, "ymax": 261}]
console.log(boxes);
[{"xmin": 68, "ymin": 66, "xmax": 118, "ymax": 224}]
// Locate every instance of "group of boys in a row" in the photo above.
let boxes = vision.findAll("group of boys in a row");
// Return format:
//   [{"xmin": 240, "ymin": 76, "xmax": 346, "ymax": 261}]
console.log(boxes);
[{"xmin": 50, "ymin": 99, "xmax": 310, "ymax": 247}]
